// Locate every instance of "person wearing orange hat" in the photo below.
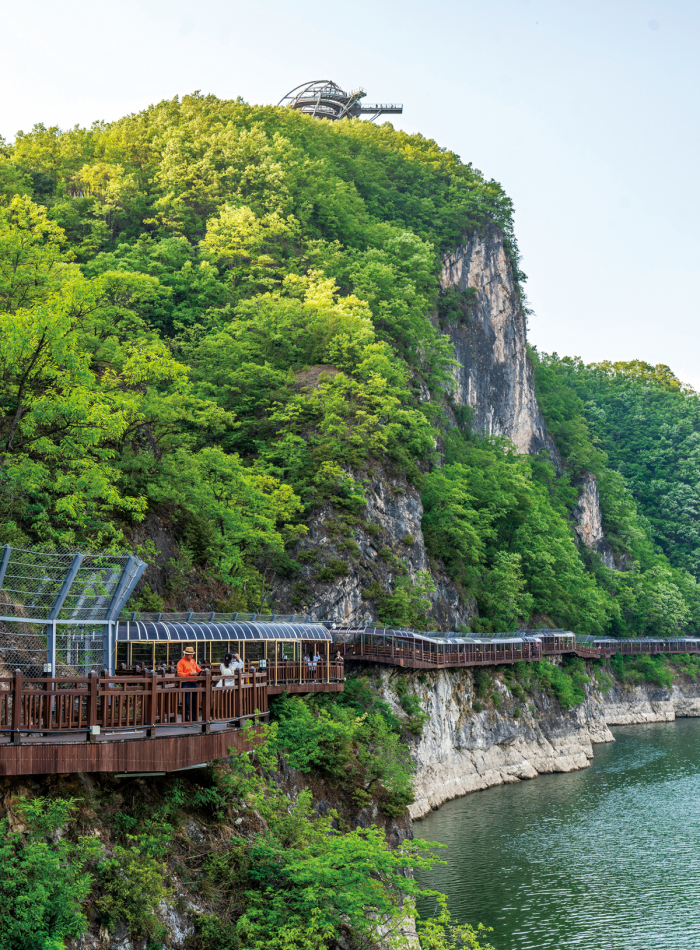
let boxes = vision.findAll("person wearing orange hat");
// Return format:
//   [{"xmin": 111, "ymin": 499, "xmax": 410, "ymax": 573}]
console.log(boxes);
[{"xmin": 177, "ymin": 646, "xmax": 201, "ymax": 722}]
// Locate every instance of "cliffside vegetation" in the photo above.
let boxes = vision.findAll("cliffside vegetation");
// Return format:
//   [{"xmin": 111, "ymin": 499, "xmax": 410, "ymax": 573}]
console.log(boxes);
[
  {"xmin": 0, "ymin": 94, "xmax": 513, "ymax": 618},
  {"xmin": 0, "ymin": 92, "xmax": 697, "ymax": 634},
  {"xmin": 530, "ymin": 351, "xmax": 700, "ymax": 636},
  {"xmin": 0, "ymin": 718, "xmax": 492, "ymax": 950},
  {"xmin": 533, "ymin": 355, "xmax": 700, "ymax": 577}
]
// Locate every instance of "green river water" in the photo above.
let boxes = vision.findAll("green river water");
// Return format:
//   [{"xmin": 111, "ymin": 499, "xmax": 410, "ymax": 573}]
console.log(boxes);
[{"xmin": 415, "ymin": 719, "xmax": 700, "ymax": 950}]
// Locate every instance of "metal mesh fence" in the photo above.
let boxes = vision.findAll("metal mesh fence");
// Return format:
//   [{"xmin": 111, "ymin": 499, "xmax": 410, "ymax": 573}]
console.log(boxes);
[
  {"xmin": 0, "ymin": 546, "xmax": 146, "ymax": 678},
  {"xmin": 57, "ymin": 628, "xmax": 105, "ymax": 676},
  {"xmin": 0, "ymin": 623, "xmax": 105, "ymax": 678},
  {"xmin": 119, "ymin": 611, "xmax": 315, "ymax": 623},
  {"xmin": 0, "ymin": 547, "xmax": 138, "ymax": 622},
  {"xmin": 0, "ymin": 620, "xmax": 47, "ymax": 677}
]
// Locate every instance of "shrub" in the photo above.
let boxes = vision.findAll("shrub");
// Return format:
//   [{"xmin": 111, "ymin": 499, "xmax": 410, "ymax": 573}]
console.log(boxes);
[
  {"xmin": 270, "ymin": 693, "xmax": 414, "ymax": 817},
  {"xmin": 96, "ymin": 838, "xmax": 171, "ymax": 938},
  {"xmin": 533, "ymin": 658, "xmax": 590, "ymax": 709},
  {"xmin": 472, "ymin": 667, "xmax": 492, "ymax": 699},
  {"xmin": 394, "ymin": 676, "xmax": 430, "ymax": 734},
  {"xmin": 133, "ymin": 582, "xmax": 165, "ymax": 613},
  {"xmin": 339, "ymin": 539, "xmax": 361, "ymax": 557},
  {"xmin": 316, "ymin": 559, "xmax": 350, "ymax": 582},
  {"xmin": 611, "ymin": 652, "xmax": 675, "ymax": 689},
  {"xmin": 339, "ymin": 675, "xmax": 402, "ymax": 732},
  {"xmin": 0, "ymin": 797, "xmax": 100, "ymax": 949},
  {"xmin": 291, "ymin": 579, "xmax": 314, "ymax": 607}
]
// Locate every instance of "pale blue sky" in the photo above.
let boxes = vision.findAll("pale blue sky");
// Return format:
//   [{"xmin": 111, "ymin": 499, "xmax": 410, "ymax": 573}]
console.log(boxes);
[{"xmin": 2, "ymin": 0, "xmax": 698, "ymax": 386}]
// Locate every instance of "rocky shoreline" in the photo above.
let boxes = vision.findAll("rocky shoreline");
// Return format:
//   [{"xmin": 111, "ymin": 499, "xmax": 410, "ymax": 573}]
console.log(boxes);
[{"xmin": 371, "ymin": 664, "xmax": 700, "ymax": 820}]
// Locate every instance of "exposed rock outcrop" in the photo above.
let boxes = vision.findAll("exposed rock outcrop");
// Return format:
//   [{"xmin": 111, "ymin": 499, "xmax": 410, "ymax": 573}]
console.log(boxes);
[
  {"xmin": 573, "ymin": 472, "xmax": 616, "ymax": 569},
  {"xmin": 274, "ymin": 464, "xmax": 474, "ymax": 629},
  {"xmin": 367, "ymin": 665, "xmax": 700, "ymax": 820},
  {"xmin": 601, "ymin": 682, "xmax": 700, "ymax": 723},
  {"xmin": 439, "ymin": 226, "xmax": 554, "ymax": 457},
  {"xmin": 272, "ymin": 226, "xmax": 562, "ymax": 626}
]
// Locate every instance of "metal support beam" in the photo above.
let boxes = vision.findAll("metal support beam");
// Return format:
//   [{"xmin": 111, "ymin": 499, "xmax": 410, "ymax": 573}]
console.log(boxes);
[
  {"xmin": 46, "ymin": 553, "xmax": 84, "ymax": 671},
  {"xmin": 0, "ymin": 545, "xmax": 11, "ymax": 592},
  {"xmin": 103, "ymin": 556, "xmax": 147, "ymax": 674},
  {"xmin": 105, "ymin": 556, "xmax": 141, "ymax": 621}
]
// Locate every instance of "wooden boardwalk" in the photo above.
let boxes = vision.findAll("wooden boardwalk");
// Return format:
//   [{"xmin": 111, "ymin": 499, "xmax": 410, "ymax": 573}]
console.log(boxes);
[
  {"xmin": 0, "ymin": 661, "xmax": 344, "ymax": 776},
  {"xmin": 333, "ymin": 629, "xmax": 700, "ymax": 669}
]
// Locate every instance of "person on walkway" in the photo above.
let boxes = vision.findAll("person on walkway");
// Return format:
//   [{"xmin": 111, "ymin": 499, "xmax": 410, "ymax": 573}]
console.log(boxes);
[
  {"xmin": 216, "ymin": 652, "xmax": 242, "ymax": 687},
  {"xmin": 176, "ymin": 646, "xmax": 201, "ymax": 721}
]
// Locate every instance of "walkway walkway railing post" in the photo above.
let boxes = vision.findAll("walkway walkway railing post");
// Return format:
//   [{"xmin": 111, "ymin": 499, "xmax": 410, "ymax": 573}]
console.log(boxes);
[
  {"xmin": 11, "ymin": 670, "xmax": 21, "ymax": 744},
  {"xmin": 87, "ymin": 671, "xmax": 98, "ymax": 740},
  {"xmin": 203, "ymin": 669, "xmax": 211, "ymax": 734},
  {"xmin": 147, "ymin": 671, "xmax": 158, "ymax": 737},
  {"xmin": 46, "ymin": 552, "xmax": 84, "ymax": 673}
]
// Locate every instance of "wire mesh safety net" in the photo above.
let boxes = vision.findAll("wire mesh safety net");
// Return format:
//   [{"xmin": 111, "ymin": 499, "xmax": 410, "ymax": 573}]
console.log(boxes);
[
  {"xmin": 0, "ymin": 548, "xmax": 137, "ymax": 622},
  {"xmin": 0, "ymin": 547, "xmax": 145, "ymax": 679},
  {"xmin": 0, "ymin": 622, "xmax": 106, "ymax": 678}
]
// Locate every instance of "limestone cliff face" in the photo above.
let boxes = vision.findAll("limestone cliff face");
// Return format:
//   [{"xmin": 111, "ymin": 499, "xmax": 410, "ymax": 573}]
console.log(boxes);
[
  {"xmin": 283, "ymin": 226, "xmax": 562, "ymax": 626},
  {"xmin": 273, "ymin": 464, "xmax": 474, "ymax": 629},
  {"xmin": 573, "ymin": 472, "xmax": 616, "ymax": 569},
  {"xmin": 439, "ymin": 225, "xmax": 553, "ymax": 456},
  {"xmin": 367, "ymin": 664, "xmax": 700, "ymax": 819}
]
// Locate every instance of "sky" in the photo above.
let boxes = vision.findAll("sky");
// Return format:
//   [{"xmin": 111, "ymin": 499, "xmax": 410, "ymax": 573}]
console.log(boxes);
[{"xmin": 1, "ymin": 0, "xmax": 698, "ymax": 386}]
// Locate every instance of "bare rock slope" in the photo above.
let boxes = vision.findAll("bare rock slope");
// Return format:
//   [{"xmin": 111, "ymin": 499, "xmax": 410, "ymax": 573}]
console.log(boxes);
[
  {"xmin": 369, "ymin": 664, "xmax": 700, "ymax": 820},
  {"xmin": 439, "ymin": 225, "xmax": 553, "ymax": 455}
]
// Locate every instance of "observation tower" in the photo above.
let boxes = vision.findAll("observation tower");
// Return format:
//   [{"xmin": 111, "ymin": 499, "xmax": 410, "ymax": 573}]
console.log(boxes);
[{"xmin": 278, "ymin": 80, "xmax": 402, "ymax": 122}]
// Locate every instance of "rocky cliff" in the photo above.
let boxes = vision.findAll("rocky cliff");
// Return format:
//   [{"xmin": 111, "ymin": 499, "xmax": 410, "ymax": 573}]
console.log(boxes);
[
  {"xmin": 368, "ymin": 663, "xmax": 700, "ymax": 819},
  {"xmin": 573, "ymin": 472, "xmax": 616, "ymax": 568},
  {"xmin": 273, "ymin": 226, "xmax": 559, "ymax": 627},
  {"xmin": 438, "ymin": 225, "xmax": 553, "ymax": 456},
  {"xmin": 136, "ymin": 224, "xmax": 610, "ymax": 630},
  {"xmin": 272, "ymin": 462, "xmax": 473, "ymax": 629}
]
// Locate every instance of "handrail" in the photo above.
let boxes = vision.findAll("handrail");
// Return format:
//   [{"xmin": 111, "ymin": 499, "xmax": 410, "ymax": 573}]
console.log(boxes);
[
  {"xmin": 335, "ymin": 634, "xmax": 700, "ymax": 669},
  {"xmin": 0, "ymin": 669, "xmax": 269, "ymax": 738}
]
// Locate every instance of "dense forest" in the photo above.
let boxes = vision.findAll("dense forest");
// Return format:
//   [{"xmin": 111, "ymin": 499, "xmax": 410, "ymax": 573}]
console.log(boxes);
[
  {"xmin": 4, "ymin": 92, "xmax": 700, "ymax": 950},
  {"xmin": 1, "ymin": 92, "xmax": 699, "ymax": 636}
]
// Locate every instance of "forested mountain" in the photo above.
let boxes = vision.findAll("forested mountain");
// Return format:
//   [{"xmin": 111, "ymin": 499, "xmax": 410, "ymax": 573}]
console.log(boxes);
[
  {"xmin": 1, "ymin": 92, "xmax": 698, "ymax": 636},
  {"xmin": 532, "ymin": 355, "xmax": 700, "ymax": 579}
]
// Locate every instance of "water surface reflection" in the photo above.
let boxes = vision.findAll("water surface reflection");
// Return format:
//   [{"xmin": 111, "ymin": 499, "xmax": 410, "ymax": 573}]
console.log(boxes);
[{"xmin": 415, "ymin": 720, "xmax": 700, "ymax": 950}]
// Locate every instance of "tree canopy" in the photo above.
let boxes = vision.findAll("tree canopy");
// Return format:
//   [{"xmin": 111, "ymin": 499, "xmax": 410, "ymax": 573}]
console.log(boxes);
[{"xmin": 1, "ymin": 93, "xmax": 697, "ymax": 633}]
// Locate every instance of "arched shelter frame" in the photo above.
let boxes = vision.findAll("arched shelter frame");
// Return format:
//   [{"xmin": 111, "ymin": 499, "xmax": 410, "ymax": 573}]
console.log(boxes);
[{"xmin": 114, "ymin": 619, "xmax": 337, "ymax": 688}]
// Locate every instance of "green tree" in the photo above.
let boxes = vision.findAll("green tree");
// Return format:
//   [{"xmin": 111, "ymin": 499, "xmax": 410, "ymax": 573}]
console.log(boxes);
[{"xmin": 0, "ymin": 797, "xmax": 99, "ymax": 949}]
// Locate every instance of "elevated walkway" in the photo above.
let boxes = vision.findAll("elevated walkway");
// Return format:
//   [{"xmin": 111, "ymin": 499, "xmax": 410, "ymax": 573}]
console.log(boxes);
[{"xmin": 332, "ymin": 628, "xmax": 700, "ymax": 669}]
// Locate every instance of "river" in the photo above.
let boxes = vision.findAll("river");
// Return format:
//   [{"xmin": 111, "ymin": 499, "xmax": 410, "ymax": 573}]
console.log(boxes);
[{"xmin": 415, "ymin": 719, "xmax": 700, "ymax": 950}]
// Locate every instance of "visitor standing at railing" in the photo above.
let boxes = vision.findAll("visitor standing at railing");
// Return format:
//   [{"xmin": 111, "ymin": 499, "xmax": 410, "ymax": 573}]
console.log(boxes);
[
  {"xmin": 176, "ymin": 646, "xmax": 201, "ymax": 721},
  {"xmin": 216, "ymin": 652, "xmax": 242, "ymax": 687}
]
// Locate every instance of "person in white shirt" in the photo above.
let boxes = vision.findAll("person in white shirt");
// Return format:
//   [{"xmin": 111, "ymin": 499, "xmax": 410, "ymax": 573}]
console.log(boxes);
[{"xmin": 216, "ymin": 652, "xmax": 243, "ymax": 687}]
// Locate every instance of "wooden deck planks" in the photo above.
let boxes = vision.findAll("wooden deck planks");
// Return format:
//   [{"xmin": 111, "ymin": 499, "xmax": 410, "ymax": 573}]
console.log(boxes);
[
  {"xmin": 0, "ymin": 726, "xmax": 259, "ymax": 776},
  {"xmin": 268, "ymin": 682, "xmax": 344, "ymax": 695}
]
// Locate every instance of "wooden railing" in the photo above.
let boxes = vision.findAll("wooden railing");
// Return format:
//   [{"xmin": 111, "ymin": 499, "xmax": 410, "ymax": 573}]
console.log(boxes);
[
  {"xmin": 268, "ymin": 659, "xmax": 345, "ymax": 687},
  {"xmin": 337, "ymin": 640, "xmax": 543, "ymax": 667},
  {"xmin": 0, "ymin": 669, "xmax": 268, "ymax": 740},
  {"xmin": 119, "ymin": 661, "xmax": 345, "ymax": 690},
  {"xmin": 338, "ymin": 635, "xmax": 700, "ymax": 669}
]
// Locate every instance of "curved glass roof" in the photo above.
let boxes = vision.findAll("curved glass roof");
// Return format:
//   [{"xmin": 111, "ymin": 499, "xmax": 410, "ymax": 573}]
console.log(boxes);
[{"xmin": 116, "ymin": 620, "xmax": 332, "ymax": 642}]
